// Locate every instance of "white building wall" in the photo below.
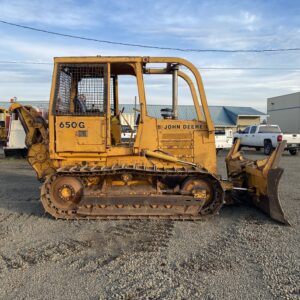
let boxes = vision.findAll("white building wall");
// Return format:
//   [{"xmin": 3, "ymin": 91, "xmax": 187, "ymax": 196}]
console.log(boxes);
[{"xmin": 267, "ymin": 92, "xmax": 300, "ymax": 133}]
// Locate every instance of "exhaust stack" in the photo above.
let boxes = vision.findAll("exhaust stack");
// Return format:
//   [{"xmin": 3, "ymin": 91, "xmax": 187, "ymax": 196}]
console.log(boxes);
[{"xmin": 172, "ymin": 64, "xmax": 179, "ymax": 119}]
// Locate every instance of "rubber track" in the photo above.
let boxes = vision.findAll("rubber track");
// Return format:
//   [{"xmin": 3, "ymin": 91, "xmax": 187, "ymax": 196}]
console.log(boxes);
[{"xmin": 41, "ymin": 165, "xmax": 225, "ymax": 220}]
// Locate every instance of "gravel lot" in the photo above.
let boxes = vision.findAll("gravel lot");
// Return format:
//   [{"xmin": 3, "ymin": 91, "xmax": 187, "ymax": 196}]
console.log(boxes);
[{"xmin": 0, "ymin": 149, "xmax": 299, "ymax": 300}]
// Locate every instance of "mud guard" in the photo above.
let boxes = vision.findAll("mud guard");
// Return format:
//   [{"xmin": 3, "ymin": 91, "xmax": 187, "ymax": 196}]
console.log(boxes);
[{"xmin": 226, "ymin": 139, "xmax": 289, "ymax": 225}]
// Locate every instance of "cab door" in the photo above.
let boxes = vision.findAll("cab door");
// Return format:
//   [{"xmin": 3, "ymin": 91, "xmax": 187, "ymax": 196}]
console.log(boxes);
[
  {"xmin": 241, "ymin": 126, "xmax": 250, "ymax": 145},
  {"xmin": 55, "ymin": 116, "xmax": 106, "ymax": 152},
  {"xmin": 53, "ymin": 63, "xmax": 108, "ymax": 153},
  {"xmin": 249, "ymin": 125, "xmax": 258, "ymax": 146}
]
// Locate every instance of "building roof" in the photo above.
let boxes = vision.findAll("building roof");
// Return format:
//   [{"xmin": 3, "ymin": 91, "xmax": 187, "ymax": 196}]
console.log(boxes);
[
  {"xmin": 121, "ymin": 104, "xmax": 264, "ymax": 126},
  {"xmin": 207, "ymin": 106, "xmax": 233, "ymax": 126},
  {"xmin": 121, "ymin": 104, "xmax": 199, "ymax": 121},
  {"xmin": 0, "ymin": 101, "xmax": 265, "ymax": 127},
  {"xmin": 223, "ymin": 106, "xmax": 265, "ymax": 124},
  {"xmin": 267, "ymin": 91, "xmax": 300, "ymax": 100}
]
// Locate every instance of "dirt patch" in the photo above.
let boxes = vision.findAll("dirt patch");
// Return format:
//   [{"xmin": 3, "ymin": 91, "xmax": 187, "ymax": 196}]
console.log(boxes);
[{"xmin": 0, "ymin": 151, "xmax": 299, "ymax": 299}]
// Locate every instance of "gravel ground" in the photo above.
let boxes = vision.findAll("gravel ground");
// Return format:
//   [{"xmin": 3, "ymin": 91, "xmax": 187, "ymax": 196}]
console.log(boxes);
[{"xmin": 0, "ymin": 149, "xmax": 299, "ymax": 300}]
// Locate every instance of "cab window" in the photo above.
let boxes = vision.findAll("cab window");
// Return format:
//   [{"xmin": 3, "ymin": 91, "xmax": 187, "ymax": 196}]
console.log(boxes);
[
  {"xmin": 54, "ymin": 63, "xmax": 108, "ymax": 116},
  {"xmin": 258, "ymin": 126, "xmax": 281, "ymax": 133},
  {"xmin": 143, "ymin": 74, "xmax": 197, "ymax": 120},
  {"xmin": 243, "ymin": 127, "xmax": 250, "ymax": 134},
  {"xmin": 250, "ymin": 126, "xmax": 257, "ymax": 134}
]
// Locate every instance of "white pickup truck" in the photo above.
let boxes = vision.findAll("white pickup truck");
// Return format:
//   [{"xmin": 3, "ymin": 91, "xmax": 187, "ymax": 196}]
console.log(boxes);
[
  {"xmin": 233, "ymin": 124, "xmax": 300, "ymax": 155},
  {"xmin": 283, "ymin": 133, "xmax": 300, "ymax": 155}
]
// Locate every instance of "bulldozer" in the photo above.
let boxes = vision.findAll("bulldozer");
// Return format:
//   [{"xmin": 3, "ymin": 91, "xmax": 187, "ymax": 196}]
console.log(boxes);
[
  {"xmin": 9, "ymin": 56, "xmax": 289, "ymax": 224},
  {"xmin": 0, "ymin": 107, "xmax": 9, "ymax": 145}
]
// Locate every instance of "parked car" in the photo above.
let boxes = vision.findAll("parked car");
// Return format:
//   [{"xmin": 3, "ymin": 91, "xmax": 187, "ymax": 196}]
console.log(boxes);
[{"xmin": 233, "ymin": 124, "xmax": 300, "ymax": 155}]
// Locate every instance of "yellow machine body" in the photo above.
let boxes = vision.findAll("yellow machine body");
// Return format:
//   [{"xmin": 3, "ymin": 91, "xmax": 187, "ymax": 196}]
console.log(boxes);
[
  {"xmin": 10, "ymin": 56, "xmax": 289, "ymax": 224},
  {"xmin": 0, "ymin": 107, "xmax": 9, "ymax": 143},
  {"xmin": 46, "ymin": 57, "xmax": 216, "ymax": 172}
]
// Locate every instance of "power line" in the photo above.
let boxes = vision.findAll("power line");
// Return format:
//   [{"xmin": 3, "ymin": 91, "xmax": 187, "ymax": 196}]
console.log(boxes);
[
  {"xmin": 1, "ymin": 19, "xmax": 300, "ymax": 53},
  {"xmin": 1, "ymin": 60, "xmax": 300, "ymax": 71},
  {"xmin": 198, "ymin": 67, "xmax": 300, "ymax": 71}
]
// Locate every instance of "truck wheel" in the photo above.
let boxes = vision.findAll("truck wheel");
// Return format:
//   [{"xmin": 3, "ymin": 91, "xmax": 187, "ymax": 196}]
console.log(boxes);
[
  {"xmin": 289, "ymin": 149, "xmax": 298, "ymax": 156},
  {"xmin": 264, "ymin": 140, "xmax": 273, "ymax": 155},
  {"xmin": 255, "ymin": 147, "xmax": 260, "ymax": 152}
]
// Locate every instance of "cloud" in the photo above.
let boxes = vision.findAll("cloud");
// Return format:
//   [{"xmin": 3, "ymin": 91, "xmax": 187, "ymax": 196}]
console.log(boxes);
[
  {"xmin": 0, "ymin": 0, "xmax": 100, "ymax": 28},
  {"xmin": 203, "ymin": 69, "xmax": 300, "ymax": 111},
  {"xmin": 0, "ymin": 0, "xmax": 299, "ymax": 112},
  {"xmin": 214, "ymin": 11, "xmax": 258, "ymax": 26},
  {"xmin": 0, "ymin": 34, "xmax": 160, "ymax": 60}
]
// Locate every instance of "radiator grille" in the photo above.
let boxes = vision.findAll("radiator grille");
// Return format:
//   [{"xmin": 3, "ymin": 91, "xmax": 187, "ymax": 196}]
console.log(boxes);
[
  {"xmin": 159, "ymin": 132, "xmax": 193, "ymax": 159},
  {"xmin": 161, "ymin": 133, "xmax": 192, "ymax": 140}
]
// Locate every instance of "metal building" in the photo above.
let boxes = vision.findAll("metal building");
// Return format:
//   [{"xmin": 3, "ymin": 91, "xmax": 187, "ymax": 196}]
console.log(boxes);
[{"xmin": 267, "ymin": 92, "xmax": 300, "ymax": 133}]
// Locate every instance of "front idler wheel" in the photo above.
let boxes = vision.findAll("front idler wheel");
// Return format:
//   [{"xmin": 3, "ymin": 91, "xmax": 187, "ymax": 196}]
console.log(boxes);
[{"xmin": 49, "ymin": 176, "xmax": 83, "ymax": 209}]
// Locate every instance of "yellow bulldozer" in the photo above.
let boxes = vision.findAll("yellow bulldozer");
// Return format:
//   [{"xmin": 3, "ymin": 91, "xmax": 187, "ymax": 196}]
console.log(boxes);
[
  {"xmin": 0, "ymin": 107, "xmax": 9, "ymax": 144},
  {"xmin": 10, "ymin": 56, "xmax": 289, "ymax": 224}
]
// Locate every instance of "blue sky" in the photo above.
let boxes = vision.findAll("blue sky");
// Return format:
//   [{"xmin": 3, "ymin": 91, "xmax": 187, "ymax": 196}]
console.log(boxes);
[{"xmin": 0, "ymin": 0, "xmax": 300, "ymax": 111}]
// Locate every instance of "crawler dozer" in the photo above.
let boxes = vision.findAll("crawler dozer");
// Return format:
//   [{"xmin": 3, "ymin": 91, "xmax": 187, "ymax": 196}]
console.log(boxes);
[
  {"xmin": 10, "ymin": 56, "xmax": 289, "ymax": 224},
  {"xmin": 0, "ymin": 107, "xmax": 9, "ymax": 144}
]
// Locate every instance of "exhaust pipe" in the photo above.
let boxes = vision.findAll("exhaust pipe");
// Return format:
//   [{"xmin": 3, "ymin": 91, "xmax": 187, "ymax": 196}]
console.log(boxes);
[{"xmin": 172, "ymin": 64, "xmax": 179, "ymax": 119}]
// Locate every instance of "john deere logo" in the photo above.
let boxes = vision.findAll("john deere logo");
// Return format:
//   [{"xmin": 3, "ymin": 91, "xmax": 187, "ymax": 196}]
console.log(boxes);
[{"xmin": 157, "ymin": 124, "xmax": 203, "ymax": 130}]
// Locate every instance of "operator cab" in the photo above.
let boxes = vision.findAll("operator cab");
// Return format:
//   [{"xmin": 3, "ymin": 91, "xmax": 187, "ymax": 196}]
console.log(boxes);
[{"xmin": 51, "ymin": 57, "xmax": 206, "ymax": 154}]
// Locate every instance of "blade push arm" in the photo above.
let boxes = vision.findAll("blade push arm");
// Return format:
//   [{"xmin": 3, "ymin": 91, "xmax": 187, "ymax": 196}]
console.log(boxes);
[
  {"xmin": 9, "ymin": 103, "xmax": 54, "ymax": 180},
  {"xmin": 9, "ymin": 103, "xmax": 48, "ymax": 147}
]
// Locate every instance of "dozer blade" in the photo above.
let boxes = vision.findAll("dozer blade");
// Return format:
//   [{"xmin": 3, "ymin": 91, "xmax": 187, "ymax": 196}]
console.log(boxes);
[
  {"xmin": 226, "ymin": 139, "xmax": 289, "ymax": 225},
  {"xmin": 253, "ymin": 167, "xmax": 288, "ymax": 224}
]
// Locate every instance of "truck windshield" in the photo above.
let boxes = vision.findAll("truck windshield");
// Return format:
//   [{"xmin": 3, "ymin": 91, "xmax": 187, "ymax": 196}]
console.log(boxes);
[
  {"xmin": 215, "ymin": 130, "xmax": 225, "ymax": 135},
  {"xmin": 258, "ymin": 126, "xmax": 281, "ymax": 133}
]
